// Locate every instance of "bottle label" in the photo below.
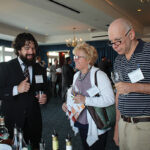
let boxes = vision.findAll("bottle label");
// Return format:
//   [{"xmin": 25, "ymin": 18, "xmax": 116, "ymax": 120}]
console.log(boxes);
[
  {"xmin": 0, "ymin": 118, "xmax": 4, "ymax": 125},
  {"xmin": 0, "ymin": 133, "xmax": 9, "ymax": 140},
  {"xmin": 22, "ymin": 148, "xmax": 28, "ymax": 150},
  {"xmin": 66, "ymin": 145, "xmax": 72, "ymax": 150},
  {"xmin": 53, "ymin": 140, "xmax": 59, "ymax": 150}
]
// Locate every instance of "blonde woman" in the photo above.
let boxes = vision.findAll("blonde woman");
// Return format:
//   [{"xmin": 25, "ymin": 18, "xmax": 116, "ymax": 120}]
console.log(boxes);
[{"xmin": 62, "ymin": 43, "xmax": 115, "ymax": 150}]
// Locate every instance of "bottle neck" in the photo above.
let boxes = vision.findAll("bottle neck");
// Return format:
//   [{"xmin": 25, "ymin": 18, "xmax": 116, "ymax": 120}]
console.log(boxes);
[
  {"xmin": 66, "ymin": 141, "xmax": 72, "ymax": 150},
  {"xmin": 18, "ymin": 132, "xmax": 27, "ymax": 149},
  {"xmin": 52, "ymin": 136, "xmax": 59, "ymax": 150},
  {"xmin": 66, "ymin": 139, "xmax": 72, "ymax": 146},
  {"xmin": 0, "ymin": 117, "xmax": 5, "ymax": 126},
  {"xmin": 52, "ymin": 136, "xmax": 58, "ymax": 140}
]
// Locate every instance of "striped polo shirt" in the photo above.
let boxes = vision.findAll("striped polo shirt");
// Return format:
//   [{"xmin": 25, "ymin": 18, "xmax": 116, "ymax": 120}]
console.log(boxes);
[{"xmin": 114, "ymin": 39, "xmax": 150, "ymax": 117}]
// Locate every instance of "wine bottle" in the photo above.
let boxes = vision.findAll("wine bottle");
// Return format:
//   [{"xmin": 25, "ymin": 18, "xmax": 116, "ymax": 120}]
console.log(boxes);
[
  {"xmin": 39, "ymin": 138, "xmax": 45, "ymax": 150},
  {"xmin": 0, "ymin": 115, "xmax": 9, "ymax": 141},
  {"xmin": 12, "ymin": 124, "xmax": 18, "ymax": 150},
  {"xmin": 18, "ymin": 130, "xmax": 28, "ymax": 150},
  {"xmin": 52, "ymin": 130, "xmax": 59, "ymax": 150},
  {"xmin": 27, "ymin": 140, "xmax": 32, "ymax": 150},
  {"xmin": 66, "ymin": 134, "xmax": 72, "ymax": 150}
]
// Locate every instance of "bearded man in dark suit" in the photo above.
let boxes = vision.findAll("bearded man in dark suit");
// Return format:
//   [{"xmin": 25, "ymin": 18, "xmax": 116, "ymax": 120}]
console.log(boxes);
[{"xmin": 0, "ymin": 33, "xmax": 48, "ymax": 149}]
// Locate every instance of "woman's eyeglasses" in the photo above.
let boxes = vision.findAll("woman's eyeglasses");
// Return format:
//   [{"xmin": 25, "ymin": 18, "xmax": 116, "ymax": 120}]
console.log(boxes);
[{"xmin": 73, "ymin": 55, "xmax": 86, "ymax": 59}]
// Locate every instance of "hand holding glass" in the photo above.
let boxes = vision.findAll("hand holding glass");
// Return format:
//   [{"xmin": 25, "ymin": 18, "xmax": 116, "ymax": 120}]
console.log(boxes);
[
  {"xmin": 36, "ymin": 91, "xmax": 44, "ymax": 100},
  {"xmin": 111, "ymin": 71, "xmax": 127, "ymax": 95},
  {"xmin": 111, "ymin": 71, "xmax": 123, "ymax": 84}
]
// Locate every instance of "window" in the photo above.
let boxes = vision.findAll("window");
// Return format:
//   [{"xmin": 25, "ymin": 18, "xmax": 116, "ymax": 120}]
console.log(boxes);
[
  {"xmin": 4, "ymin": 56, "xmax": 12, "ymax": 62},
  {"xmin": 0, "ymin": 46, "xmax": 3, "ymax": 62},
  {"xmin": 5, "ymin": 47, "xmax": 14, "ymax": 52},
  {"xmin": 0, "ymin": 46, "xmax": 16, "ymax": 62}
]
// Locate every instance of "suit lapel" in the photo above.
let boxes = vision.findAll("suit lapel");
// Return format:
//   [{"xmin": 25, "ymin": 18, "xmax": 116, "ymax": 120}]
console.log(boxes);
[
  {"xmin": 32, "ymin": 63, "xmax": 36, "ymax": 85},
  {"xmin": 13, "ymin": 58, "xmax": 25, "ymax": 81}
]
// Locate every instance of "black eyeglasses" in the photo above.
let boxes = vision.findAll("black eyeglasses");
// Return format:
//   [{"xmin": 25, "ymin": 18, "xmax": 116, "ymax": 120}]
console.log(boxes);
[
  {"xmin": 73, "ymin": 55, "xmax": 86, "ymax": 59},
  {"xmin": 108, "ymin": 28, "xmax": 131, "ymax": 47}
]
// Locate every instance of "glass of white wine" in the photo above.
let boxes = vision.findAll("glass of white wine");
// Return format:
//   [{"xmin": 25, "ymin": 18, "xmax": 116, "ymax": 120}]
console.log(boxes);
[
  {"xmin": 111, "ymin": 70, "xmax": 123, "ymax": 84},
  {"xmin": 35, "ymin": 91, "xmax": 44, "ymax": 100},
  {"xmin": 111, "ymin": 71, "xmax": 127, "ymax": 95}
]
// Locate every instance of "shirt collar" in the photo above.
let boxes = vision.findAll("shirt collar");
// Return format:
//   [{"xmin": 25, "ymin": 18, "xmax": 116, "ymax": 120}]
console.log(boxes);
[
  {"xmin": 18, "ymin": 57, "xmax": 24, "ymax": 66},
  {"xmin": 134, "ymin": 39, "xmax": 145, "ymax": 54}
]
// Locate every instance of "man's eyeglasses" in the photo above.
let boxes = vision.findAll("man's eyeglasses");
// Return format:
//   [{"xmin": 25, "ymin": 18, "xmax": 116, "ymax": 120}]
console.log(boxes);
[
  {"xmin": 108, "ymin": 28, "xmax": 131, "ymax": 47},
  {"xmin": 74, "ymin": 55, "xmax": 86, "ymax": 59}
]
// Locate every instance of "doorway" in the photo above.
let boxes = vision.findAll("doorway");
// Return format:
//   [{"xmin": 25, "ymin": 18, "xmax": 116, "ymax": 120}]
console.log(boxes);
[{"xmin": 47, "ymin": 50, "xmax": 70, "ymax": 66}]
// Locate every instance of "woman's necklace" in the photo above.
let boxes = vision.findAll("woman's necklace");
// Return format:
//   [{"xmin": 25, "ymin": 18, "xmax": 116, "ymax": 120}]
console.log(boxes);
[{"xmin": 78, "ymin": 67, "xmax": 91, "ymax": 81}]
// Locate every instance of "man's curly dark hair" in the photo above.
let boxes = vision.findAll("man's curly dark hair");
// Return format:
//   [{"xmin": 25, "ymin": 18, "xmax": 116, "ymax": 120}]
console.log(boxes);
[{"xmin": 12, "ymin": 33, "xmax": 38, "ymax": 56}]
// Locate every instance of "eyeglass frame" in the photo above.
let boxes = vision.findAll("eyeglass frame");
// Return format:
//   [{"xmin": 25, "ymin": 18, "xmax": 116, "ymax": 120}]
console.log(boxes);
[
  {"xmin": 73, "ymin": 55, "xmax": 86, "ymax": 60},
  {"xmin": 108, "ymin": 28, "xmax": 132, "ymax": 47}
]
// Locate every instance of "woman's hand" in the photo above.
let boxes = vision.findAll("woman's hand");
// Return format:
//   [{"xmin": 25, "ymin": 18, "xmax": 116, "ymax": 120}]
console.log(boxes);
[
  {"xmin": 73, "ymin": 94, "xmax": 85, "ymax": 104},
  {"xmin": 62, "ymin": 102, "xmax": 68, "ymax": 112}
]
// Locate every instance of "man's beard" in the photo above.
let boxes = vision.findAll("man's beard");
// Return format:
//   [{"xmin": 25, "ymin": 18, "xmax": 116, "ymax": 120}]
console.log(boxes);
[{"xmin": 20, "ymin": 54, "xmax": 36, "ymax": 66}]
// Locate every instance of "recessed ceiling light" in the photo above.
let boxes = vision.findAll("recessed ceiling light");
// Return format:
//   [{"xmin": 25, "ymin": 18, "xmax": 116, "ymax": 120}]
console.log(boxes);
[{"xmin": 137, "ymin": 8, "xmax": 142, "ymax": 12}]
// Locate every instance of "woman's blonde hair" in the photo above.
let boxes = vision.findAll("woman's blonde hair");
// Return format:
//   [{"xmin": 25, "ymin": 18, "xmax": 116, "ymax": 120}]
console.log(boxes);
[{"xmin": 73, "ymin": 42, "xmax": 98, "ymax": 66}]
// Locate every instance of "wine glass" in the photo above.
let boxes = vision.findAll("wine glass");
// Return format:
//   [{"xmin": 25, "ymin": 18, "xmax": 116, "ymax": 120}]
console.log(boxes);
[
  {"xmin": 111, "ymin": 70, "xmax": 123, "ymax": 84},
  {"xmin": 35, "ymin": 91, "xmax": 44, "ymax": 100},
  {"xmin": 111, "ymin": 71, "xmax": 127, "ymax": 95}
]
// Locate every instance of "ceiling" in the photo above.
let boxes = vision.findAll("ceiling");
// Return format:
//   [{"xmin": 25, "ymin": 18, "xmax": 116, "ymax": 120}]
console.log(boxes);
[{"xmin": 0, "ymin": 0, "xmax": 150, "ymax": 45}]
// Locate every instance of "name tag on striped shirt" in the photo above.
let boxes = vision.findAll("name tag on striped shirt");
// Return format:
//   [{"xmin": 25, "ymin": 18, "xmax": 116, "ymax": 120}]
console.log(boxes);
[{"xmin": 128, "ymin": 68, "xmax": 144, "ymax": 83}]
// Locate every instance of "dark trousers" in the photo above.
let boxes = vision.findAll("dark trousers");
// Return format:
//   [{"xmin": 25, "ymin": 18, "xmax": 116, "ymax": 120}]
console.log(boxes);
[
  {"xmin": 52, "ymin": 82, "xmax": 57, "ymax": 96},
  {"xmin": 61, "ymin": 86, "xmax": 68, "ymax": 102},
  {"xmin": 79, "ymin": 127, "xmax": 108, "ymax": 150},
  {"xmin": 52, "ymin": 81, "xmax": 61, "ymax": 97}
]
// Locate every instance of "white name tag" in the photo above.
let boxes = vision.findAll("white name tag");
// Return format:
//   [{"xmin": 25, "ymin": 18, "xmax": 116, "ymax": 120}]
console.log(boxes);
[
  {"xmin": 87, "ymin": 85, "xmax": 100, "ymax": 97},
  {"xmin": 35, "ymin": 75, "xmax": 43, "ymax": 84},
  {"xmin": 128, "ymin": 68, "xmax": 144, "ymax": 83}
]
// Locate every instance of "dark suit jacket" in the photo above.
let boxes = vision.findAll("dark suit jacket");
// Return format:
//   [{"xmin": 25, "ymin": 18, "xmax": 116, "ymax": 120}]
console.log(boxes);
[
  {"xmin": 0, "ymin": 58, "xmax": 48, "ymax": 139},
  {"xmin": 62, "ymin": 64, "xmax": 74, "ymax": 87},
  {"xmin": 61, "ymin": 64, "xmax": 74, "ymax": 100}
]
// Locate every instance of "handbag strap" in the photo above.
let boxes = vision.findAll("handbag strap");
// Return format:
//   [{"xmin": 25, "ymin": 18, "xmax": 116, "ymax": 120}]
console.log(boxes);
[
  {"xmin": 95, "ymin": 70, "xmax": 100, "ymax": 97},
  {"xmin": 94, "ymin": 70, "xmax": 109, "ymax": 122}
]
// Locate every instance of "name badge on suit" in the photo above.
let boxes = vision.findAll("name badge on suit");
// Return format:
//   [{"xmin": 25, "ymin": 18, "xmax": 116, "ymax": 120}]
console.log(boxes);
[{"xmin": 35, "ymin": 75, "xmax": 44, "ymax": 84}]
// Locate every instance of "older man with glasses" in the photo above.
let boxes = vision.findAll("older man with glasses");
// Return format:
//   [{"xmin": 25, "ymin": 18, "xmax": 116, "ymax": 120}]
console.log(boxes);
[{"xmin": 108, "ymin": 18, "xmax": 150, "ymax": 150}]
